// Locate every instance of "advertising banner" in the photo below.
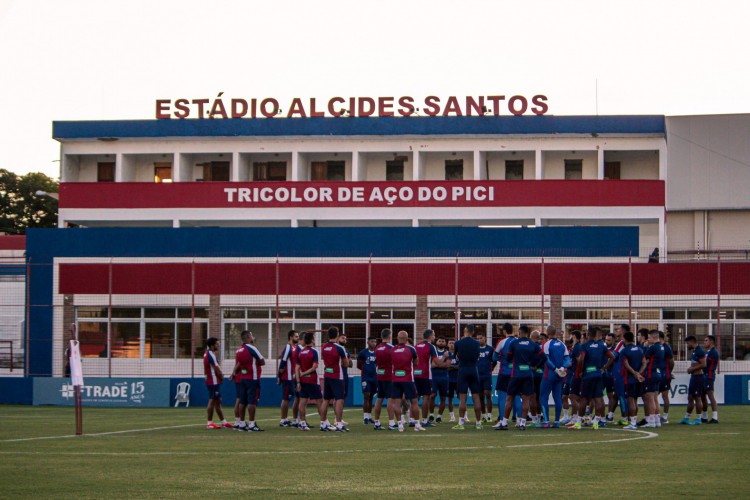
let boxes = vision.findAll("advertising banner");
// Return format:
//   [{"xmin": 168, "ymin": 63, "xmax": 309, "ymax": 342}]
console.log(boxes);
[{"xmin": 33, "ymin": 378, "xmax": 171, "ymax": 407}]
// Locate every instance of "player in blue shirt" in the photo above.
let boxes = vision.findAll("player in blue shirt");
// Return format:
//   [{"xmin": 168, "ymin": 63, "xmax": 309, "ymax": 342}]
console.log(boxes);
[
  {"xmin": 570, "ymin": 327, "xmax": 614, "ymax": 430},
  {"xmin": 620, "ymin": 331, "xmax": 645, "ymax": 429},
  {"xmin": 563, "ymin": 331, "xmax": 585, "ymax": 427},
  {"xmin": 452, "ymin": 325, "xmax": 484, "ymax": 430},
  {"xmin": 701, "ymin": 335, "xmax": 720, "ymax": 424},
  {"xmin": 658, "ymin": 331, "xmax": 674, "ymax": 424},
  {"xmin": 429, "ymin": 337, "xmax": 450, "ymax": 423},
  {"xmin": 679, "ymin": 335, "xmax": 706, "ymax": 425},
  {"xmin": 530, "ymin": 330, "xmax": 546, "ymax": 426},
  {"xmin": 539, "ymin": 326, "xmax": 570, "ymax": 428},
  {"xmin": 493, "ymin": 323, "xmax": 522, "ymax": 423},
  {"xmin": 641, "ymin": 330, "xmax": 665, "ymax": 428},
  {"xmin": 609, "ymin": 324, "xmax": 631, "ymax": 426},
  {"xmin": 357, "ymin": 336, "xmax": 378, "ymax": 424},
  {"xmin": 445, "ymin": 340, "xmax": 459, "ymax": 422},
  {"xmin": 476, "ymin": 333, "xmax": 496, "ymax": 423},
  {"xmin": 495, "ymin": 325, "xmax": 544, "ymax": 431}
]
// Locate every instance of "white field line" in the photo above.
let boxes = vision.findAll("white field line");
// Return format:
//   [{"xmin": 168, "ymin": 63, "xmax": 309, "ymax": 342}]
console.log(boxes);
[{"xmin": 0, "ymin": 428, "xmax": 657, "ymax": 454}]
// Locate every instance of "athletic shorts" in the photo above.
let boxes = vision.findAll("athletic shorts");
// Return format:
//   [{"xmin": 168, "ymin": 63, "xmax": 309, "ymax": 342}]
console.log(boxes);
[
  {"xmin": 704, "ymin": 378, "xmax": 715, "ymax": 393},
  {"xmin": 581, "ymin": 377, "xmax": 604, "ymax": 399},
  {"xmin": 571, "ymin": 377, "xmax": 583, "ymax": 397},
  {"xmin": 644, "ymin": 377, "xmax": 661, "ymax": 393},
  {"xmin": 239, "ymin": 379, "xmax": 260, "ymax": 406},
  {"xmin": 562, "ymin": 381, "xmax": 570, "ymax": 396},
  {"xmin": 391, "ymin": 381, "xmax": 417, "ymax": 401},
  {"xmin": 281, "ymin": 380, "xmax": 296, "ymax": 401},
  {"xmin": 235, "ymin": 382, "xmax": 241, "ymax": 400},
  {"xmin": 659, "ymin": 374, "xmax": 671, "ymax": 393},
  {"xmin": 603, "ymin": 375, "xmax": 615, "ymax": 393},
  {"xmin": 479, "ymin": 376, "xmax": 493, "ymax": 392},
  {"xmin": 299, "ymin": 382, "xmax": 322, "ymax": 400},
  {"xmin": 376, "ymin": 380, "xmax": 392, "ymax": 399},
  {"xmin": 626, "ymin": 382, "xmax": 642, "ymax": 398},
  {"xmin": 534, "ymin": 374, "xmax": 542, "ymax": 396},
  {"xmin": 457, "ymin": 368, "xmax": 481, "ymax": 395},
  {"xmin": 448, "ymin": 381, "xmax": 458, "ymax": 399},
  {"xmin": 206, "ymin": 384, "xmax": 222, "ymax": 401},
  {"xmin": 432, "ymin": 378, "xmax": 449, "ymax": 398},
  {"xmin": 507, "ymin": 377, "xmax": 534, "ymax": 397},
  {"xmin": 361, "ymin": 380, "xmax": 376, "ymax": 395},
  {"xmin": 342, "ymin": 377, "xmax": 348, "ymax": 399},
  {"xmin": 414, "ymin": 378, "xmax": 432, "ymax": 397},
  {"xmin": 688, "ymin": 375, "xmax": 705, "ymax": 398},
  {"xmin": 496, "ymin": 374, "xmax": 511, "ymax": 392},
  {"xmin": 323, "ymin": 378, "xmax": 345, "ymax": 401}
]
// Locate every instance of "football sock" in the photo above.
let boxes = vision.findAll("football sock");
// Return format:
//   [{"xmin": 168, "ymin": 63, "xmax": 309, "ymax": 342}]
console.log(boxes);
[{"xmin": 713, "ymin": 411, "xmax": 718, "ymax": 419}]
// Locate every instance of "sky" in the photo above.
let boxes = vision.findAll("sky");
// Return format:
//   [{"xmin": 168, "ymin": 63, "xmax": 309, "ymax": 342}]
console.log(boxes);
[{"xmin": 0, "ymin": 0, "xmax": 748, "ymax": 179}]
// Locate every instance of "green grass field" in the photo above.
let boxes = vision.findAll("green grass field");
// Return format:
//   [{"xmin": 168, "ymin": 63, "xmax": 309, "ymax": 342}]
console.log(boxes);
[{"xmin": 1, "ymin": 405, "xmax": 749, "ymax": 499}]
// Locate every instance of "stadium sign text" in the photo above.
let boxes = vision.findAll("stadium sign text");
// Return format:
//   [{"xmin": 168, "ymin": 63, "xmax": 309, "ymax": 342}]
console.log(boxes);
[
  {"xmin": 156, "ymin": 94, "xmax": 549, "ymax": 119},
  {"xmin": 33, "ymin": 378, "xmax": 171, "ymax": 407}
]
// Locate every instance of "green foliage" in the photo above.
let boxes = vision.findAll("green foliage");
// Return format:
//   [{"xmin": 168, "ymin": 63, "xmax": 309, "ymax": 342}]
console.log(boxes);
[{"xmin": 0, "ymin": 169, "xmax": 58, "ymax": 234}]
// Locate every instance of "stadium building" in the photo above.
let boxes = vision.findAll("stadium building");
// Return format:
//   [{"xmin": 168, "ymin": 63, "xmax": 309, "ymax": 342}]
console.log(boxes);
[{"xmin": 3, "ymin": 111, "xmax": 750, "ymax": 406}]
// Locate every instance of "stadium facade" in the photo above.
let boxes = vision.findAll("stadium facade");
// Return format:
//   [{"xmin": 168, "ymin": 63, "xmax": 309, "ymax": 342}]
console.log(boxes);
[{"xmin": 3, "ymin": 111, "xmax": 750, "ymax": 405}]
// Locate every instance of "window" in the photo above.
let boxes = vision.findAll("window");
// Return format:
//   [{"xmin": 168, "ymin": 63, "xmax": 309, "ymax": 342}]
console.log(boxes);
[
  {"xmin": 604, "ymin": 161, "xmax": 621, "ymax": 180},
  {"xmin": 253, "ymin": 161, "xmax": 287, "ymax": 181},
  {"xmin": 200, "ymin": 161, "xmax": 230, "ymax": 181},
  {"xmin": 445, "ymin": 160, "xmax": 464, "ymax": 180},
  {"xmin": 564, "ymin": 159, "xmax": 583, "ymax": 180},
  {"xmin": 505, "ymin": 160, "xmax": 524, "ymax": 180},
  {"xmin": 154, "ymin": 162, "xmax": 172, "ymax": 183},
  {"xmin": 311, "ymin": 161, "xmax": 346, "ymax": 181},
  {"xmin": 386, "ymin": 160, "xmax": 404, "ymax": 181},
  {"xmin": 97, "ymin": 162, "xmax": 115, "ymax": 182}
]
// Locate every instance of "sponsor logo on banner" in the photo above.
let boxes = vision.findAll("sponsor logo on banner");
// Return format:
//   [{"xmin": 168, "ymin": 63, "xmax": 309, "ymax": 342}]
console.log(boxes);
[{"xmin": 33, "ymin": 378, "xmax": 170, "ymax": 407}]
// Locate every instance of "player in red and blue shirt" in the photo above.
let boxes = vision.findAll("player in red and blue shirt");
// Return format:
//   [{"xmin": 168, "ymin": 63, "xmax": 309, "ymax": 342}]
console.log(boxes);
[
  {"xmin": 357, "ymin": 337, "xmax": 378, "ymax": 424},
  {"xmin": 572, "ymin": 327, "xmax": 614, "ymax": 430},
  {"xmin": 496, "ymin": 325, "xmax": 544, "ymax": 431},
  {"xmin": 295, "ymin": 331, "xmax": 325, "ymax": 432},
  {"xmin": 389, "ymin": 330, "xmax": 424, "ymax": 432},
  {"xmin": 539, "ymin": 328, "xmax": 570, "ymax": 428},
  {"xmin": 232, "ymin": 330, "xmax": 266, "ymax": 432},
  {"xmin": 320, "ymin": 327, "xmax": 349, "ymax": 432},
  {"xmin": 702, "ymin": 335, "xmax": 720, "ymax": 423},
  {"xmin": 476, "ymin": 333, "xmax": 497, "ymax": 423},
  {"xmin": 493, "ymin": 323, "xmax": 522, "ymax": 424},
  {"xmin": 641, "ymin": 330, "xmax": 665, "ymax": 428},
  {"xmin": 620, "ymin": 330, "xmax": 645, "ymax": 429},
  {"xmin": 415, "ymin": 329, "xmax": 441, "ymax": 427},
  {"xmin": 429, "ymin": 337, "xmax": 450, "ymax": 423},
  {"xmin": 680, "ymin": 335, "xmax": 706, "ymax": 425},
  {"xmin": 203, "ymin": 337, "xmax": 231, "ymax": 429},
  {"xmin": 278, "ymin": 330, "xmax": 300, "ymax": 428},
  {"xmin": 658, "ymin": 331, "xmax": 674, "ymax": 424},
  {"xmin": 372, "ymin": 328, "xmax": 396, "ymax": 430}
]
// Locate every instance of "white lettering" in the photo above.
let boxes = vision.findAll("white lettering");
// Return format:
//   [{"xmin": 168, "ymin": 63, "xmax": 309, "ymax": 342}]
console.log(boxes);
[
  {"xmin": 260, "ymin": 187, "xmax": 273, "ymax": 202},
  {"xmin": 291, "ymin": 188, "xmax": 302, "ymax": 202},
  {"xmin": 399, "ymin": 186, "xmax": 413, "ymax": 202},
  {"xmin": 474, "ymin": 186, "xmax": 487, "ymax": 201},
  {"xmin": 224, "ymin": 188, "xmax": 237, "ymax": 202},
  {"xmin": 275, "ymin": 188, "xmax": 289, "ymax": 202},
  {"xmin": 303, "ymin": 187, "xmax": 318, "ymax": 202},
  {"xmin": 452, "ymin": 186, "xmax": 464, "ymax": 201},
  {"xmin": 418, "ymin": 187, "xmax": 431, "ymax": 201},
  {"xmin": 384, "ymin": 187, "xmax": 398, "ymax": 205},
  {"xmin": 338, "ymin": 187, "xmax": 351, "ymax": 202},
  {"xmin": 489, "ymin": 186, "xmax": 494, "ymax": 201},
  {"xmin": 352, "ymin": 187, "xmax": 365, "ymax": 202},
  {"xmin": 369, "ymin": 187, "xmax": 384, "ymax": 202},
  {"xmin": 238, "ymin": 188, "xmax": 251, "ymax": 202},
  {"xmin": 433, "ymin": 187, "xmax": 447, "ymax": 201},
  {"xmin": 320, "ymin": 187, "xmax": 333, "ymax": 202}
]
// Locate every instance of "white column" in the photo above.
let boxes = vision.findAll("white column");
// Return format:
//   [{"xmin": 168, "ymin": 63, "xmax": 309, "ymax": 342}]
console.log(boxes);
[
  {"xmin": 114, "ymin": 153, "xmax": 123, "ymax": 182},
  {"xmin": 352, "ymin": 152, "xmax": 364, "ymax": 181},
  {"xmin": 659, "ymin": 211, "xmax": 666, "ymax": 262},
  {"xmin": 291, "ymin": 151, "xmax": 300, "ymax": 181},
  {"xmin": 173, "ymin": 153, "xmax": 182, "ymax": 182},
  {"xmin": 172, "ymin": 219, "xmax": 181, "ymax": 228},
  {"xmin": 231, "ymin": 152, "xmax": 240, "ymax": 181},
  {"xmin": 658, "ymin": 144, "xmax": 667, "ymax": 180},
  {"xmin": 597, "ymin": 148, "xmax": 605, "ymax": 180},
  {"xmin": 535, "ymin": 150, "xmax": 543, "ymax": 180},
  {"xmin": 413, "ymin": 151, "xmax": 423, "ymax": 181},
  {"xmin": 474, "ymin": 150, "xmax": 487, "ymax": 180},
  {"xmin": 290, "ymin": 219, "xmax": 299, "ymax": 228},
  {"xmin": 412, "ymin": 218, "xmax": 419, "ymax": 227}
]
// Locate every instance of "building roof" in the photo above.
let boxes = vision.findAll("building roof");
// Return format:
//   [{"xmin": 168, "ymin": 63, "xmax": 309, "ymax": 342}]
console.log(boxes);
[{"xmin": 52, "ymin": 115, "xmax": 666, "ymax": 140}]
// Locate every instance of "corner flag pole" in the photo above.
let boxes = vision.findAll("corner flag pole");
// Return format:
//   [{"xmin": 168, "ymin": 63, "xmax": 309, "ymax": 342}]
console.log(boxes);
[{"xmin": 69, "ymin": 322, "xmax": 84, "ymax": 435}]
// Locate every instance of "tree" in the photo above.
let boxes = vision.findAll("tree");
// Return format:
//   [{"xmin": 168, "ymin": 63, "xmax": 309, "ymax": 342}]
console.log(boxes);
[{"xmin": 0, "ymin": 169, "xmax": 58, "ymax": 234}]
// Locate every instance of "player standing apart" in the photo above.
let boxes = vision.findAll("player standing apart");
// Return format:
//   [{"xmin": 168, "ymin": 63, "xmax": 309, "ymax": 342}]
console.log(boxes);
[
  {"xmin": 357, "ymin": 336, "xmax": 378, "ymax": 424},
  {"xmin": 204, "ymin": 337, "xmax": 232, "ymax": 429},
  {"xmin": 278, "ymin": 330, "xmax": 300, "ymax": 428},
  {"xmin": 701, "ymin": 335, "xmax": 720, "ymax": 424},
  {"xmin": 232, "ymin": 330, "xmax": 266, "ymax": 432}
]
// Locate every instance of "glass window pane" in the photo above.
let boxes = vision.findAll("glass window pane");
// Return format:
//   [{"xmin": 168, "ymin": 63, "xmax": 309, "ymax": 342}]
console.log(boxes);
[
  {"xmin": 371, "ymin": 309, "xmax": 392, "ymax": 319},
  {"xmin": 715, "ymin": 309, "xmax": 733, "ymax": 320},
  {"xmin": 393, "ymin": 309, "xmax": 416, "ymax": 320},
  {"xmin": 223, "ymin": 322, "xmax": 246, "ymax": 360},
  {"xmin": 111, "ymin": 323, "xmax": 141, "ymax": 358},
  {"xmin": 688, "ymin": 309, "xmax": 710, "ymax": 320},
  {"xmin": 177, "ymin": 322, "xmax": 207, "ymax": 359},
  {"xmin": 521, "ymin": 309, "xmax": 542, "ymax": 320},
  {"xmin": 320, "ymin": 309, "xmax": 343, "ymax": 319},
  {"xmin": 78, "ymin": 322, "xmax": 109, "ymax": 357},
  {"xmin": 392, "ymin": 323, "xmax": 415, "ymax": 341},
  {"xmin": 735, "ymin": 324, "xmax": 750, "ymax": 361},
  {"xmin": 295, "ymin": 309, "xmax": 317, "ymax": 319},
  {"xmin": 111, "ymin": 308, "xmax": 141, "ymax": 318},
  {"xmin": 588, "ymin": 309, "xmax": 611, "ymax": 320},
  {"xmin": 429, "ymin": 309, "xmax": 454, "ymax": 320},
  {"xmin": 247, "ymin": 322, "xmax": 270, "ymax": 358},
  {"xmin": 430, "ymin": 323, "xmax": 456, "ymax": 340},
  {"xmin": 145, "ymin": 308, "xmax": 176, "ymax": 319},
  {"xmin": 612, "ymin": 309, "xmax": 629, "ymax": 320},
  {"xmin": 736, "ymin": 309, "xmax": 750, "ymax": 320},
  {"xmin": 277, "ymin": 309, "xmax": 294, "ymax": 320},
  {"xmin": 564, "ymin": 309, "xmax": 586, "ymax": 320},
  {"xmin": 665, "ymin": 323, "xmax": 687, "ymax": 360},
  {"xmin": 247, "ymin": 309, "xmax": 270, "ymax": 319},
  {"xmin": 345, "ymin": 309, "xmax": 367, "ymax": 319},
  {"xmin": 223, "ymin": 308, "xmax": 245, "ymax": 319},
  {"xmin": 145, "ymin": 322, "xmax": 175, "ymax": 358},
  {"xmin": 77, "ymin": 307, "xmax": 108, "ymax": 319},
  {"xmin": 343, "ymin": 323, "xmax": 367, "ymax": 357},
  {"xmin": 663, "ymin": 309, "xmax": 686, "ymax": 320},
  {"xmin": 717, "ymin": 324, "xmax": 733, "ymax": 360},
  {"xmin": 636, "ymin": 309, "xmax": 659, "ymax": 320},
  {"xmin": 178, "ymin": 308, "xmax": 208, "ymax": 319},
  {"xmin": 460, "ymin": 309, "xmax": 488, "ymax": 320}
]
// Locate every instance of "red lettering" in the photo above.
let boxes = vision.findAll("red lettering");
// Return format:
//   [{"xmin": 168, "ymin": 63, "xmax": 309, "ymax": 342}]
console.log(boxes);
[
  {"xmin": 486, "ymin": 96, "xmax": 505, "ymax": 116},
  {"xmin": 423, "ymin": 96, "xmax": 441, "ymax": 116},
  {"xmin": 250, "ymin": 98, "xmax": 257, "ymax": 118},
  {"xmin": 328, "ymin": 97, "xmax": 345, "ymax": 117},
  {"xmin": 287, "ymin": 98, "xmax": 307, "ymax": 118},
  {"xmin": 309, "ymin": 98, "xmax": 325, "ymax": 117},
  {"xmin": 348, "ymin": 97, "xmax": 356, "ymax": 116},
  {"xmin": 397, "ymin": 96, "xmax": 415, "ymax": 117},
  {"xmin": 192, "ymin": 99, "xmax": 209, "ymax": 118},
  {"xmin": 465, "ymin": 96, "xmax": 485, "ymax": 116},
  {"xmin": 358, "ymin": 97, "xmax": 375, "ymax": 117},
  {"xmin": 156, "ymin": 99, "xmax": 171, "ymax": 119},
  {"xmin": 442, "ymin": 96, "xmax": 462, "ymax": 116},
  {"xmin": 531, "ymin": 95, "xmax": 549, "ymax": 115},
  {"xmin": 378, "ymin": 97, "xmax": 394, "ymax": 117},
  {"xmin": 508, "ymin": 95, "xmax": 528, "ymax": 115},
  {"xmin": 174, "ymin": 99, "xmax": 190, "ymax": 119},
  {"xmin": 260, "ymin": 98, "xmax": 279, "ymax": 118},
  {"xmin": 231, "ymin": 99, "xmax": 248, "ymax": 118}
]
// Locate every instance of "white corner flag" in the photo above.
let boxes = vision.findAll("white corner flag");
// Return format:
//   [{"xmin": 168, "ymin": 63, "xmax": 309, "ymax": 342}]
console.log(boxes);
[{"xmin": 69, "ymin": 340, "xmax": 84, "ymax": 387}]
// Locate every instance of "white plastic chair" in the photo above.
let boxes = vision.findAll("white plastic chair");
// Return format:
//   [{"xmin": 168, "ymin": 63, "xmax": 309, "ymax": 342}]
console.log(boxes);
[{"xmin": 174, "ymin": 382, "xmax": 191, "ymax": 407}]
